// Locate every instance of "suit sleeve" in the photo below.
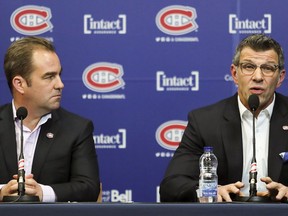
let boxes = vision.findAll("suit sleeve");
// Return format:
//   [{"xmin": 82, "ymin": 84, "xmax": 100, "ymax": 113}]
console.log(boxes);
[
  {"xmin": 160, "ymin": 111, "xmax": 205, "ymax": 202},
  {"xmin": 50, "ymin": 120, "xmax": 100, "ymax": 202}
]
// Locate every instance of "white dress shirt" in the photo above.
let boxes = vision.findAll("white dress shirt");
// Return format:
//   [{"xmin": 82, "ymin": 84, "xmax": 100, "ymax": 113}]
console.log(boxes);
[
  {"xmin": 12, "ymin": 102, "xmax": 56, "ymax": 202},
  {"xmin": 238, "ymin": 95, "xmax": 274, "ymax": 196}
]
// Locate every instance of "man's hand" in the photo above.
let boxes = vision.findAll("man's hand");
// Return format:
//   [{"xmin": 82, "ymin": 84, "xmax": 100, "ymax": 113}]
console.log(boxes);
[
  {"xmin": 13, "ymin": 174, "xmax": 43, "ymax": 201},
  {"xmin": 261, "ymin": 177, "xmax": 288, "ymax": 202},
  {"xmin": 0, "ymin": 174, "xmax": 43, "ymax": 202},
  {"xmin": 0, "ymin": 179, "xmax": 18, "ymax": 201},
  {"xmin": 24, "ymin": 174, "xmax": 43, "ymax": 201},
  {"xmin": 217, "ymin": 181, "xmax": 245, "ymax": 202}
]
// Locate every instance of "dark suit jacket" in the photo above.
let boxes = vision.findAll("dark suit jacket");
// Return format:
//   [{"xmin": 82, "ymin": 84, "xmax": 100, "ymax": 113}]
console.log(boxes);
[
  {"xmin": 160, "ymin": 93, "xmax": 288, "ymax": 202},
  {"xmin": 0, "ymin": 104, "xmax": 100, "ymax": 202}
]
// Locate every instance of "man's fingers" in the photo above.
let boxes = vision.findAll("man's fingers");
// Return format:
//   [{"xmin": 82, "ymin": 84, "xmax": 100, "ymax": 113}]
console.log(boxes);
[{"xmin": 217, "ymin": 182, "xmax": 245, "ymax": 202}]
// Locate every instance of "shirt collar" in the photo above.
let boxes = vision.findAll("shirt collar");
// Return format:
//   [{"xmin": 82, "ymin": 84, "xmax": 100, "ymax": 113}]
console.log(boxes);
[
  {"xmin": 12, "ymin": 100, "xmax": 52, "ymax": 124},
  {"xmin": 12, "ymin": 100, "xmax": 17, "ymax": 120},
  {"xmin": 238, "ymin": 94, "xmax": 275, "ymax": 120}
]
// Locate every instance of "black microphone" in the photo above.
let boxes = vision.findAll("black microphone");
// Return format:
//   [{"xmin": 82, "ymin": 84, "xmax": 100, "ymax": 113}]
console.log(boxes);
[
  {"xmin": 16, "ymin": 107, "xmax": 28, "ymax": 196},
  {"xmin": 233, "ymin": 94, "xmax": 273, "ymax": 202},
  {"xmin": 3, "ymin": 107, "xmax": 39, "ymax": 202},
  {"xmin": 248, "ymin": 94, "xmax": 259, "ymax": 112},
  {"xmin": 247, "ymin": 94, "xmax": 259, "ymax": 197}
]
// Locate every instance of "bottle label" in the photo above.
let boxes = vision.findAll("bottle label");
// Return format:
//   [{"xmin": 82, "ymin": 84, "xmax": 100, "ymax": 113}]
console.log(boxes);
[
  {"xmin": 202, "ymin": 188, "xmax": 217, "ymax": 197},
  {"xmin": 199, "ymin": 181, "xmax": 217, "ymax": 197}
]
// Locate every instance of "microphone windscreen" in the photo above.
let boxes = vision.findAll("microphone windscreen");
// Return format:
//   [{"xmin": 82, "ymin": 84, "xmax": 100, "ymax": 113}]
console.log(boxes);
[
  {"xmin": 16, "ymin": 107, "xmax": 28, "ymax": 120},
  {"xmin": 248, "ymin": 94, "xmax": 259, "ymax": 111}
]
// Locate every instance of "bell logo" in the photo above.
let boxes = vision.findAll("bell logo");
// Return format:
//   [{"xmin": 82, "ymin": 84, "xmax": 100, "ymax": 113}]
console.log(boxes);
[
  {"xmin": 156, "ymin": 5, "xmax": 198, "ymax": 35},
  {"xmin": 111, "ymin": 190, "xmax": 132, "ymax": 202},
  {"xmin": 11, "ymin": 5, "xmax": 53, "ymax": 35}
]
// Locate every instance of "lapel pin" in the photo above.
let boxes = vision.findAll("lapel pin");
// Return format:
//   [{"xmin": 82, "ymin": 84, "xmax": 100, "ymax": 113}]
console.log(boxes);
[
  {"xmin": 280, "ymin": 152, "xmax": 288, "ymax": 162},
  {"xmin": 282, "ymin": 126, "xmax": 288, "ymax": 130},
  {"xmin": 46, "ymin": 132, "xmax": 54, "ymax": 139}
]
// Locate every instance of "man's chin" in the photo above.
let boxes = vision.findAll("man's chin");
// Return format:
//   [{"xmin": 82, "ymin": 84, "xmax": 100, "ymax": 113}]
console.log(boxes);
[{"xmin": 50, "ymin": 103, "xmax": 61, "ymax": 110}]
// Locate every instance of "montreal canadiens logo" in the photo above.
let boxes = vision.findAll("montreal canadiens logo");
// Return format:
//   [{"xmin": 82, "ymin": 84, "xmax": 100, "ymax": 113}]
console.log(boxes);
[
  {"xmin": 156, "ymin": 5, "xmax": 198, "ymax": 35},
  {"xmin": 156, "ymin": 120, "xmax": 187, "ymax": 150},
  {"xmin": 11, "ymin": 5, "xmax": 53, "ymax": 35},
  {"xmin": 82, "ymin": 62, "xmax": 125, "ymax": 93}
]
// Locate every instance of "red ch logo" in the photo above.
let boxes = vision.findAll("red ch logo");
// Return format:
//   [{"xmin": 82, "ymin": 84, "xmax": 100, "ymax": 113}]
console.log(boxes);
[
  {"xmin": 156, "ymin": 5, "xmax": 198, "ymax": 35},
  {"xmin": 82, "ymin": 62, "xmax": 125, "ymax": 93},
  {"xmin": 11, "ymin": 5, "xmax": 53, "ymax": 35},
  {"xmin": 156, "ymin": 120, "xmax": 187, "ymax": 150}
]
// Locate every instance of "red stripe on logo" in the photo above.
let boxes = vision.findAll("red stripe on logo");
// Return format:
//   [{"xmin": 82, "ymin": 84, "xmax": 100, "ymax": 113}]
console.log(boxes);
[
  {"xmin": 15, "ymin": 9, "xmax": 48, "ymax": 31},
  {"xmin": 86, "ymin": 66, "xmax": 120, "ymax": 88},
  {"xmin": 160, "ymin": 124, "xmax": 185, "ymax": 146},
  {"xmin": 160, "ymin": 9, "xmax": 193, "ymax": 31}
]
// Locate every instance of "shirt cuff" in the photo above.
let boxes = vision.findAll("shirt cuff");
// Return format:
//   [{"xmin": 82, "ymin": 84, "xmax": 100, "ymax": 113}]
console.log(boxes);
[{"xmin": 39, "ymin": 184, "xmax": 56, "ymax": 202}]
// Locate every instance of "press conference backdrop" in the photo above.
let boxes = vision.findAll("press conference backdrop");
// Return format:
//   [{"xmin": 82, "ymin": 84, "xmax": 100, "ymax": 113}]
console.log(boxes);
[{"xmin": 0, "ymin": 0, "xmax": 288, "ymax": 202}]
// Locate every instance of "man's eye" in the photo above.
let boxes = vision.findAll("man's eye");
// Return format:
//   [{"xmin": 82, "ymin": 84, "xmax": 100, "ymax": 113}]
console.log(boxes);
[
  {"xmin": 244, "ymin": 64, "xmax": 256, "ymax": 70},
  {"xmin": 45, "ymin": 75, "xmax": 54, "ymax": 79},
  {"xmin": 262, "ymin": 66, "xmax": 274, "ymax": 71}
]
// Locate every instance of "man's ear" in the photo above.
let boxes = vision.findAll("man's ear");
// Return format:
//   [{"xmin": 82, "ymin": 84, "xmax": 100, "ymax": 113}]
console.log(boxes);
[
  {"xmin": 276, "ymin": 70, "xmax": 286, "ymax": 88},
  {"xmin": 230, "ymin": 64, "xmax": 238, "ymax": 85},
  {"xmin": 12, "ymin": 76, "xmax": 26, "ymax": 94}
]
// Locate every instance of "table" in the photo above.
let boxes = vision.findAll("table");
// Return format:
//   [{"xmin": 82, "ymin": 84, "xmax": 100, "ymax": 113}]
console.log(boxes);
[{"xmin": 0, "ymin": 202, "xmax": 287, "ymax": 216}]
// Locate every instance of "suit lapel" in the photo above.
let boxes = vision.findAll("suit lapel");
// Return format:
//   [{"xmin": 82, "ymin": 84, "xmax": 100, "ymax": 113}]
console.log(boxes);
[
  {"xmin": 32, "ymin": 110, "xmax": 60, "ymax": 180},
  {"xmin": 0, "ymin": 104, "xmax": 18, "ymax": 176},
  {"xmin": 268, "ymin": 94, "xmax": 288, "ymax": 181},
  {"xmin": 222, "ymin": 95, "xmax": 243, "ymax": 182}
]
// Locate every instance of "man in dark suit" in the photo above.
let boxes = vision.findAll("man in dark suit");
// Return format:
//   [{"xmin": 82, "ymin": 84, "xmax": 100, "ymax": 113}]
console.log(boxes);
[
  {"xmin": 0, "ymin": 36, "xmax": 100, "ymax": 202},
  {"xmin": 160, "ymin": 34, "xmax": 288, "ymax": 202}
]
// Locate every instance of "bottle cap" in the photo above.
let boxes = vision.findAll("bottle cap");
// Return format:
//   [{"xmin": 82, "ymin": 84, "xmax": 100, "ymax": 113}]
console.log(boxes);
[{"xmin": 204, "ymin": 146, "xmax": 213, "ymax": 152}]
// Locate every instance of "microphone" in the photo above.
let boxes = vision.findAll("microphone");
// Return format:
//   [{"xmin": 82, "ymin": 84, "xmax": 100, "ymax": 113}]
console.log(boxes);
[
  {"xmin": 16, "ymin": 107, "xmax": 28, "ymax": 196},
  {"xmin": 233, "ymin": 94, "xmax": 273, "ymax": 202},
  {"xmin": 248, "ymin": 94, "xmax": 259, "ymax": 112},
  {"xmin": 247, "ymin": 94, "xmax": 259, "ymax": 197},
  {"xmin": 3, "ymin": 107, "xmax": 39, "ymax": 202}
]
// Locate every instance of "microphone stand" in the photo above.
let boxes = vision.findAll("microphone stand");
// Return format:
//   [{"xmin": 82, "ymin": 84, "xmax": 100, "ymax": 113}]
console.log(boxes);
[
  {"xmin": 3, "ymin": 114, "xmax": 40, "ymax": 202},
  {"xmin": 246, "ymin": 108, "xmax": 268, "ymax": 202},
  {"xmin": 234, "ymin": 108, "xmax": 272, "ymax": 203}
]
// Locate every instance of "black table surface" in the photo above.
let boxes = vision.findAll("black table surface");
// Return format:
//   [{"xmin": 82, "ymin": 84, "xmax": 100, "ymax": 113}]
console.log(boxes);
[{"xmin": 0, "ymin": 202, "xmax": 288, "ymax": 216}]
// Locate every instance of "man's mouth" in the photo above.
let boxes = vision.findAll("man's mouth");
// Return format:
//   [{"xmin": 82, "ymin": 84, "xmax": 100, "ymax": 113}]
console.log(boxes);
[{"xmin": 250, "ymin": 87, "xmax": 264, "ymax": 94}]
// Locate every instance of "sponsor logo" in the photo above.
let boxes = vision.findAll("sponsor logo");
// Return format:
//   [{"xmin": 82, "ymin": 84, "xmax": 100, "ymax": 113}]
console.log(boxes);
[
  {"xmin": 94, "ymin": 129, "xmax": 126, "ymax": 149},
  {"xmin": 9, "ymin": 36, "xmax": 54, "ymax": 43},
  {"xmin": 102, "ymin": 189, "xmax": 133, "ymax": 203},
  {"xmin": 229, "ymin": 14, "xmax": 271, "ymax": 34},
  {"xmin": 155, "ymin": 120, "xmax": 187, "ymax": 151},
  {"xmin": 155, "ymin": 152, "xmax": 174, "ymax": 158},
  {"xmin": 82, "ymin": 62, "xmax": 125, "ymax": 93},
  {"xmin": 155, "ymin": 5, "xmax": 199, "ymax": 43},
  {"xmin": 224, "ymin": 74, "xmax": 234, "ymax": 82},
  {"xmin": 224, "ymin": 74, "xmax": 238, "ymax": 93},
  {"xmin": 156, "ymin": 71, "xmax": 199, "ymax": 91},
  {"xmin": 84, "ymin": 14, "xmax": 126, "ymax": 34},
  {"xmin": 82, "ymin": 93, "xmax": 125, "ymax": 100},
  {"xmin": 156, "ymin": 186, "xmax": 160, "ymax": 202},
  {"xmin": 11, "ymin": 5, "xmax": 53, "ymax": 35}
]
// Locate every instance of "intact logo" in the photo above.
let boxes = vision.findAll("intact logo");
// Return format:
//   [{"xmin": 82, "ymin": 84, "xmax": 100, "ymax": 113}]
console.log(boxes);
[
  {"xmin": 229, "ymin": 14, "xmax": 271, "ymax": 34},
  {"xmin": 84, "ymin": 14, "xmax": 127, "ymax": 34},
  {"xmin": 94, "ymin": 129, "xmax": 126, "ymax": 149},
  {"xmin": 156, "ymin": 5, "xmax": 198, "ymax": 35},
  {"xmin": 82, "ymin": 62, "xmax": 125, "ymax": 93},
  {"xmin": 11, "ymin": 5, "xmax": 53, "ymax": 35},
  {"xmin": 156, "ymin": 71, "xmax": 199, "ymax": 91},
  {"xmin": 156, "ymin": 120, "xmax": 187, "ymax": 151}
]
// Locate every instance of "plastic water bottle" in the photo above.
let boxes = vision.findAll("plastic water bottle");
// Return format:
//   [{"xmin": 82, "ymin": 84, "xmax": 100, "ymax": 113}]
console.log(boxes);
[{"xmin": 198, "ymin": 146, "xmax": 218, "ymax": 203}]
